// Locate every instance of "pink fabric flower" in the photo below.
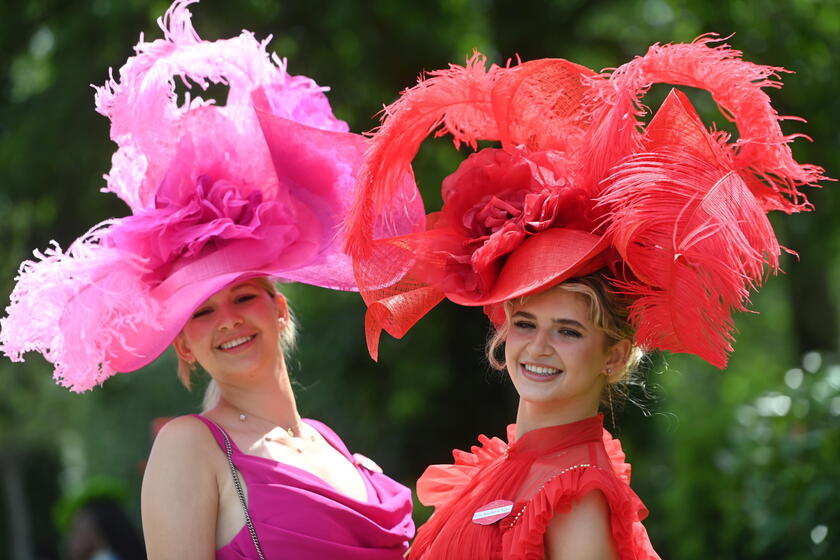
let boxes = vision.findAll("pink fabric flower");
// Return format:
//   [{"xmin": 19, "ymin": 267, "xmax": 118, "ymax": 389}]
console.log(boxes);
[
  {"xmin": 102, "ymin": 127, "xmax": 298, "ymax": 285},
  {"xmin": 106, "ymin": 174, "xmax": 295, "ymax": 284}
]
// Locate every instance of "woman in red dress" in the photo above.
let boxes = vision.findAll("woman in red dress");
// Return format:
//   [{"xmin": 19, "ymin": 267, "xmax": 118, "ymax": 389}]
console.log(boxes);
[
  {"xmin": 345, "ymin": 37, "xmax": 827, "ymax": 558},
  {"xmin": 412, "ymin": 275, "xmax": 655, "ymax": 559}
]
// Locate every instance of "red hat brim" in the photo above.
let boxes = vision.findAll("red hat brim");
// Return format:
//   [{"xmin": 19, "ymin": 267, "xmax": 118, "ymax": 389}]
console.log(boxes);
[{"xmin": 446, "ymin": 228, "xmax": 610, "ymax": 306}]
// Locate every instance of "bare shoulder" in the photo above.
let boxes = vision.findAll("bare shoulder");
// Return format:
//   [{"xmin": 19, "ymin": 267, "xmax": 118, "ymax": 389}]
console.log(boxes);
[
  {"xmin": 143, "ymin": 414, "xmax": 223, "ymax": 498},
  {"xmin": 143, "ymin": 415, "xmax": 225, "ymax": 495},
  {"xmin": 544, "ymin": 490, "xmax": 617, "ymax": 560},
  {"xmin": 150, "ymin": 415, "xmax": 219, "ymax": 460},
  {"xmin": 142, "ymin": 415, "xmax": 222, "ymax": 559}
]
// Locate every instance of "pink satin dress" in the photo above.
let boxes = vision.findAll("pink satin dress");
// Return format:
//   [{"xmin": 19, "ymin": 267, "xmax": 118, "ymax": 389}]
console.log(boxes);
[{"xmin": 193, "ymin": 415, "xmax": 414, "ymax": 559}]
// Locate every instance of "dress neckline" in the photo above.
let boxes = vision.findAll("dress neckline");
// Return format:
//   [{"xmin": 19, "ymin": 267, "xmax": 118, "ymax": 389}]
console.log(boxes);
[
  {"xmin": 507, "ymin": 414, "xmax": 603, "ymax": 458},
  {"xmin": 195, "ymin": 415, "xmax": 375, "ymax": 504}
]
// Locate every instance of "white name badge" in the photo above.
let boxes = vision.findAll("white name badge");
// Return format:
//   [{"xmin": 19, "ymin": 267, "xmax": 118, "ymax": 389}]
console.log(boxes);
[{"xmin": 472, "ymin": 500, "xmax": 514, "ymax": 525}]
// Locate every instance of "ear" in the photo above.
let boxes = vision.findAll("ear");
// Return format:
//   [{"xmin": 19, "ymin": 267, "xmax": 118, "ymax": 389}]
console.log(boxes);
[
  {"xmin": 273, "ymin": 292, "xmax": 289, "ymax": 323},
  {"xmin": 604, "ymin": 339, "xmax": 632, "ymax": 383},
  {"xmin": 172, "ymin": 332, "xmax": 194, "ymax": 364}
]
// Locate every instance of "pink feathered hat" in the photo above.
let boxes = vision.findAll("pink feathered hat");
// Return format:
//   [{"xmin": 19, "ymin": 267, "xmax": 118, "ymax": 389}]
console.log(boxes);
[
  {"xmin": 0, "ymin": 0, "xmax": 422, "ymax": 391},
  {"xmin": 346, "ymin": 38, "xmax": 829, "ymax": 366}
]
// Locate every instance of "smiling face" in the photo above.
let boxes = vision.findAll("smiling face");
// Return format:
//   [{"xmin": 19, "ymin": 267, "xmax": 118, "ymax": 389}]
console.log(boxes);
[
  {"xmin": 172, "ymin": 279, "xmax": 287, "ymax": 383},
  {"xmin": 504, "ymin": 287, "xmax": 628, "ymax": 423}
]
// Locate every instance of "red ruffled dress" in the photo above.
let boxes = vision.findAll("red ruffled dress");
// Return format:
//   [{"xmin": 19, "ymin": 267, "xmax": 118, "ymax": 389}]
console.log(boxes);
[{"xmin": 410, "ymin": 415, "xmax": 659, "ymax": 559}]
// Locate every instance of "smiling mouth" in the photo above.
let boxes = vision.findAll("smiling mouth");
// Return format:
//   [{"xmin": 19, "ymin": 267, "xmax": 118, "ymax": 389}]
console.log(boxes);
[
  {"xmin": 521, "ymin": 364, "xmax": 562, "ymax": 378},
  {"xmin": 218, "ymin": 335, "xmax": 255, "ymax": 350}
]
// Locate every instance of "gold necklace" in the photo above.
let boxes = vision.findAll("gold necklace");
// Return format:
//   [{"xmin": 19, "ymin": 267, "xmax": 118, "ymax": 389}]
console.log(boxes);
[{"xmin": 236, "ymin": 410, "xmax": 315, "ymax": 453}]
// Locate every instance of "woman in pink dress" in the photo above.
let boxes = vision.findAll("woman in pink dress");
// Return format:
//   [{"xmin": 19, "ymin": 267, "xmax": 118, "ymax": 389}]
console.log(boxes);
[
  {"xmin": 146, "ymin": 278, "xmax": 414, "ymax": 559},
  {"xmin": 345, "ymin": 38, "xmax": 827, "ymax": 558},
  {"xmin": 0, "ymin": 1, "xmax": 420, "ymax": 557}
]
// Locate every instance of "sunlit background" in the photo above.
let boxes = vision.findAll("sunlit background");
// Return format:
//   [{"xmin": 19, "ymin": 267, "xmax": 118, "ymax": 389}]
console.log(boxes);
[{"xmin": 1, "ymin": 0, "xmax": 839, "ymax": 558}]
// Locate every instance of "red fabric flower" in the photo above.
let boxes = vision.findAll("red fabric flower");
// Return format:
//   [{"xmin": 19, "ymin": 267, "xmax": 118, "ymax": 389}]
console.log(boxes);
[{"xmin": 434, "ymin": 147, "xmax": 592, "ymax": 297}]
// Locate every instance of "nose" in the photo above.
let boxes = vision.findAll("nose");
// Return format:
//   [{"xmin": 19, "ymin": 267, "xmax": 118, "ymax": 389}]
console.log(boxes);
[
  {"xmin": 528, "ymin": 327, "xmax": 552, "ymax": 357},
  {"xmin": 216, "ymin": 304, "xmax": 243, "ymax": 331}
]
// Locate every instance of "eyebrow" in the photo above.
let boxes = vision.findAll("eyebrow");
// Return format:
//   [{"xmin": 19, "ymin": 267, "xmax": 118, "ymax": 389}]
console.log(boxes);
[
  {"xmin": 230, "ymin": 282, "xmax": 259, "ymax": 291},
  {"xmin": 512, "ymin": 311, "xmax": 588, "ymax": 330}
]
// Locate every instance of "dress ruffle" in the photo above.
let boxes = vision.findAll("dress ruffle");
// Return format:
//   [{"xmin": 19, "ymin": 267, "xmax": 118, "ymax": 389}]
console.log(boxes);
[
  {"xmin": 501, "ymin": 461, "xmax": 658, "ymax": 559},
  {"xmin": 414, "ymin": 423, "xmax": 659, "ymax": 560},
  {"xmin": 416, "ymin": 432, "xmax": 509, "ymax": 510},
  {"xmin": 602, "ymin": 428, "xmax": 632, "ymax": 484}
]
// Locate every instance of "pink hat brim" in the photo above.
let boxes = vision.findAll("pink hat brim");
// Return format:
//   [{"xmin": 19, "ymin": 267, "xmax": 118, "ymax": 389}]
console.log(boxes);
[
  {"xmin": 103, "ymin": 234, "xmax": 320, "ymax": 373},
  {"xmin": 103, "ymin": 104, "xmax": 377, "ymax": 374}
]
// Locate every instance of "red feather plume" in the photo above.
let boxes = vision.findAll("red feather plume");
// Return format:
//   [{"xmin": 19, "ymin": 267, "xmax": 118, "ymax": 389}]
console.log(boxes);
[
  {"xmin": 591, "ymin": 35, "xmax": 827, "ymax": 213},
  {"xmin": 600, "ymin": 91, "xmax": 780, "ymax": 367}
]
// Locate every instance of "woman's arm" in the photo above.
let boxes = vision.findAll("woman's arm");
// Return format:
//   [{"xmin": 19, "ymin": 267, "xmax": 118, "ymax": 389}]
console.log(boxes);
[
  {"xmin": 142, "ymin": 416, "xmax": 219, "ymax": 560},
  {"xmin": 544, "ymin": 490, "xmax": 618, "ymax": 560}
]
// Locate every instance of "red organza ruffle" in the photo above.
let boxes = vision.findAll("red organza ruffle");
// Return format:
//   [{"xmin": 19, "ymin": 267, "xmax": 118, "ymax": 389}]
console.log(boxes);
[
  {"xmin": 416, "ymin": 431, "xmax": 509, "ymax": 509},
  {"xmin": 415, "ymin": 426, "xmax": 659, "ymax": 560},
  {"xmin": 501, "ymin": 464, "xmax": 659, "ymax": 560}
]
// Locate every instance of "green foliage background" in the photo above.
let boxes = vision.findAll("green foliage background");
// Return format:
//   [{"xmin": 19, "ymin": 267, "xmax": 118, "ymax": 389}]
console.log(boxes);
[{"xmin": 1, "ymin": 0, "xmax": 838, "ymax": 558}]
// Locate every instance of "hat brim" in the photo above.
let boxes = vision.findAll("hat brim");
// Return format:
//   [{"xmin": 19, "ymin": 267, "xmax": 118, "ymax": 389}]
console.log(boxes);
[
  {"xmin": 104, "ymin": 234, "xmax": 318, "ymax": 373},
  {"xmin": 100, "ymin": 105, "xmax": 377, "ymax": 375},
  {"xmin": 107, "ymin": 270, "xmax": 272, "ymax": 373},
  {"xmin": 446, "ymin": 228, "xmax": 609, "ymax": 306}
]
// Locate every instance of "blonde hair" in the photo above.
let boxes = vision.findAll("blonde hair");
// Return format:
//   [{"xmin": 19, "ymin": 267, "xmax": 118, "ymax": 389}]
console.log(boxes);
[
  {"xmin": 175, "ymin": 277, "xmax": 298, "ymax": 409},
  {"xmin": 486, "ymin": 273, "xmax": 644, "ymax": 410}
]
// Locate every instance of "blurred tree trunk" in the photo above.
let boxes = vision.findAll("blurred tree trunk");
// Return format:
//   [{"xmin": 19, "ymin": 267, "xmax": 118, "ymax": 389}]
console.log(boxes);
[
  {"xmin": 0, "ymin": 451, "xmax": 33, "ymax": 560},
  {"xmin": 785, "ymin": 206, "xmax": 838, "ymax": 354},
  {"xmin": 790, "ymin": 260, "xmax": 837, "ymax": 354}
]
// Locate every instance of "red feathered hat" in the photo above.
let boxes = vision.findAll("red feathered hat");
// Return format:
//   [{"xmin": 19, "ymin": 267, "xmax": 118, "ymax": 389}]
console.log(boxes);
[{"xmin": 345, "ymin": 36, "xmax": 829, "ymax": 367}]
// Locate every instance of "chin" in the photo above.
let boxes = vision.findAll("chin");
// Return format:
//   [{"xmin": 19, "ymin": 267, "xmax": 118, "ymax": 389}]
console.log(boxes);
[
  {"xmin": 207, "ymin": 358, "xmax": 263, "ymax": 380},
  {"xmin": 513, "ymin": 381, "xmax": 563, "ymax": 406}
]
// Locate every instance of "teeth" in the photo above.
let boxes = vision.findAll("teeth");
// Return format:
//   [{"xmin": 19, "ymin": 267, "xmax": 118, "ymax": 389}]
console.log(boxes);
[
  {"xmin": 219, "ymin": 336, "xmax": 253, "ymax": 350},
  {"xmin": 524, "ymin": 364, "xmax": 561, "ymax": 375}
]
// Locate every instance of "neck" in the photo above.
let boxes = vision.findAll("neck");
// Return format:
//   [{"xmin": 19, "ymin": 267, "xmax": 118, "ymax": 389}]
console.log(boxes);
[
  {"xmin": 514, "ymin": 398, "xmax": 599, "ymax": 440},
  {"xmin": 213, "ymin": 357, "xmax": 301, "ymax": 430}
]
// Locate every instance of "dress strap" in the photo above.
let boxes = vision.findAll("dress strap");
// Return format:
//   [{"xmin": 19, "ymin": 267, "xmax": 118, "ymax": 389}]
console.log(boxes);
[
  {"xmin": 190, "ymin": 415, "xmax": 266, "ymax": 559},
  {"xmin": 191, "ymin": 414, "xmax": 238, "ymax": 454}
]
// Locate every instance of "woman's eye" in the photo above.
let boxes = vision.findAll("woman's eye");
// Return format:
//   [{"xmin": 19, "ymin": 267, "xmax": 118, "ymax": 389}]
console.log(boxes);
[
  {"xmin": 236, "ymin": 294, "xmax": 257, "ymax": 304},
  {"xmin": 558, "ymin": 328, "xmax": 582, "ymax": 338},
  {"xmin": 513, "ymin": 321, "xmax": 535, "ymax": 330},
  {"xmin": 191, "ymin": 308, "xmax": 212, "ymax": 319}
]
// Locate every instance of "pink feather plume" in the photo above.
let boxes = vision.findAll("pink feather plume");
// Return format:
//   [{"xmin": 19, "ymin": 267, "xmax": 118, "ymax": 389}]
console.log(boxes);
[
  {"xmin": 0, "ymin": 224, "xmax": 160, "ymax": 392},
  {"xmin": 1, "ymin": 0, "xmax": 362, "ymax": 389},
  {"xmin": 94, "ymin": 0, "xmax": 346, "ymax": 211}
]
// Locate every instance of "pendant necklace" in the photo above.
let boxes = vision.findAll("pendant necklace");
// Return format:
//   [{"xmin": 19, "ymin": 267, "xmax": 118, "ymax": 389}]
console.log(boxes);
[{"xmin": 237, "ymin": 410, "xmax": 315, "ymax": 453}]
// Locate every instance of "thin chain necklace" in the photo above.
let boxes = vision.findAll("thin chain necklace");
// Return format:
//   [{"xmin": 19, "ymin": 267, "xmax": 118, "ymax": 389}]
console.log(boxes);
[{"xmin": 235, "ymin": 408, "xmax": 315, "ymax": 453}]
